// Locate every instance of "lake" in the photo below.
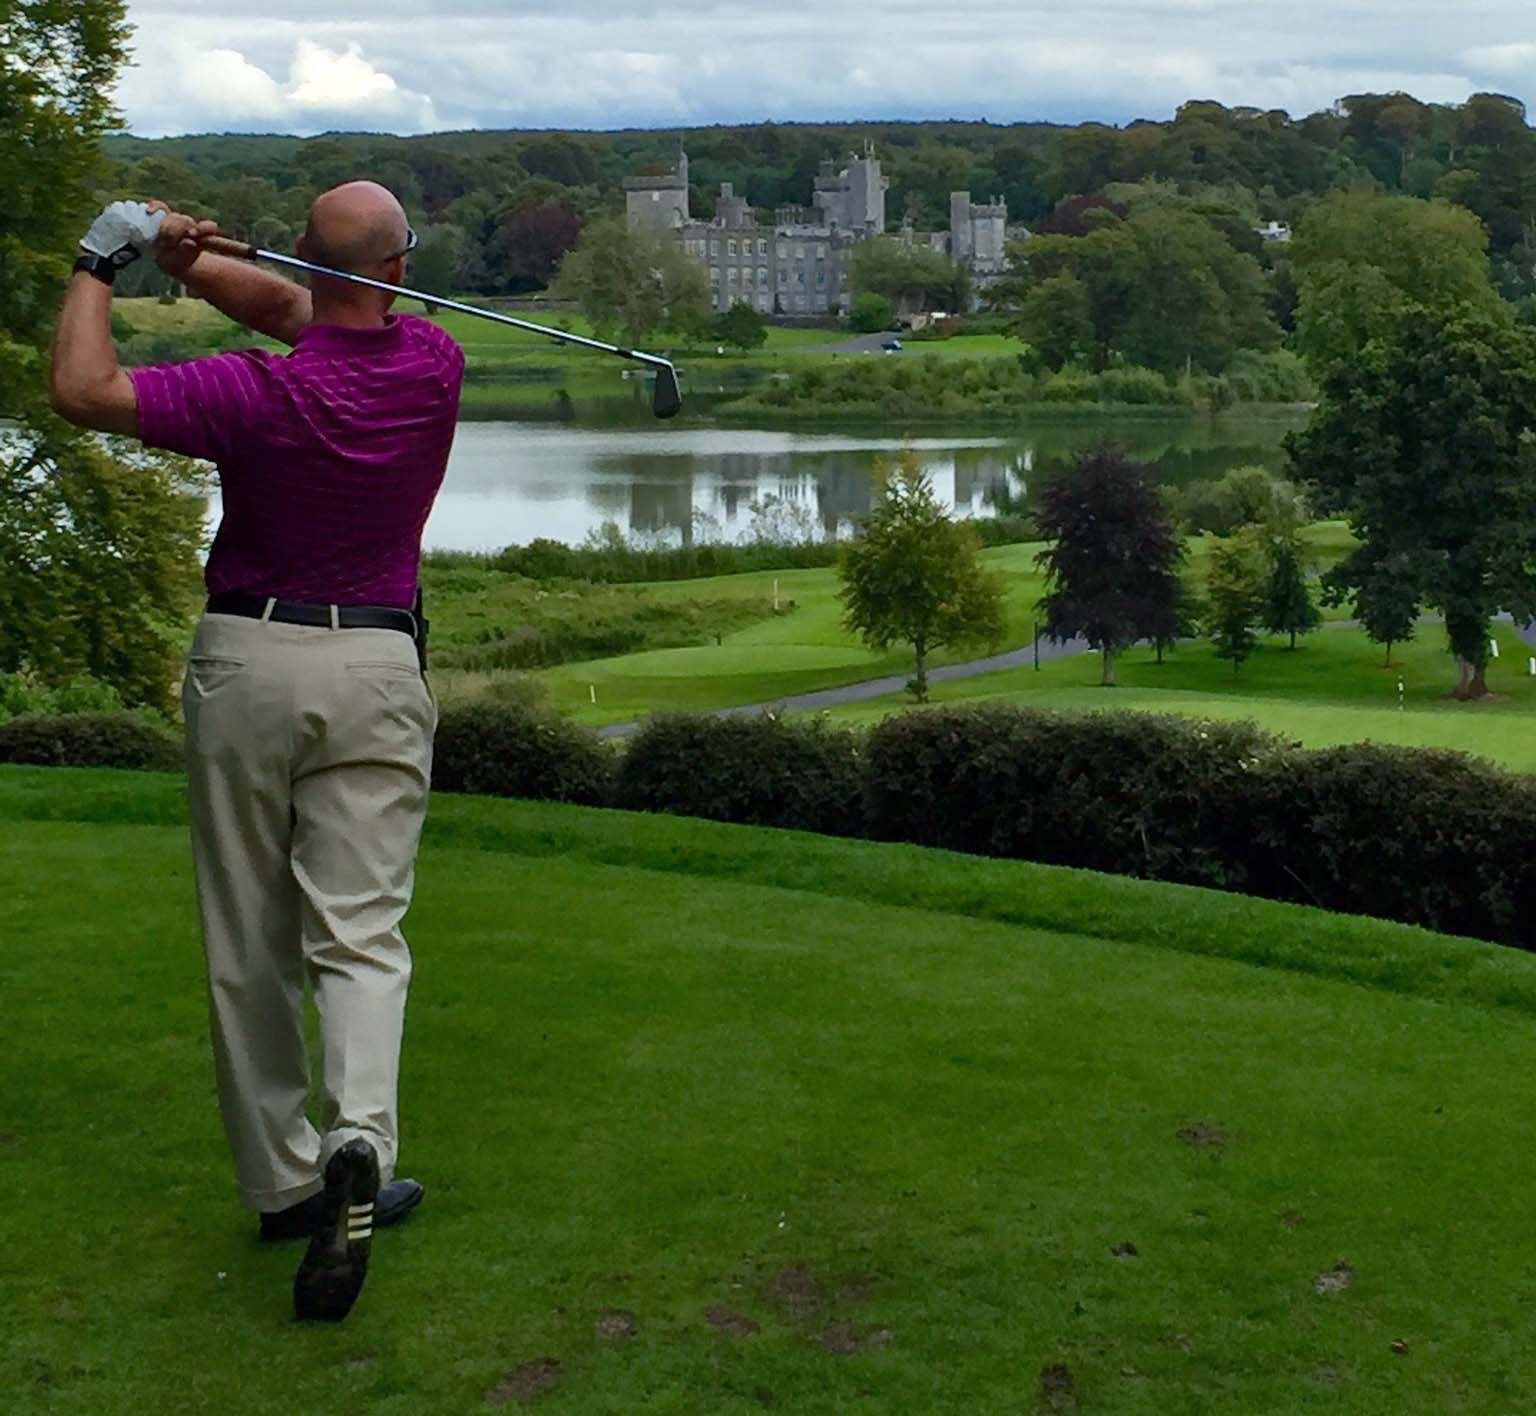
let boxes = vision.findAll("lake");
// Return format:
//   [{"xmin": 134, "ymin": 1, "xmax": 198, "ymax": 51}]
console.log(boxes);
[{"xmin": 412, "ymin": 410, "xmax": 1311, "ymax": 552}]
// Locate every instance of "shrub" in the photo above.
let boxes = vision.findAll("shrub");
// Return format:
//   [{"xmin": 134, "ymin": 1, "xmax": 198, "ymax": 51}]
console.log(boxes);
[
  {"xmin": 1097, "ymin": 366, "xmax": 1182, "ymax": 405},
  {"xmin": 0, "ymin": 712, "xmax": 182, "ymax": 772},
  {"xmin": 1039, "ymin": 366, "xmax": 1102, "ymax": 403},
  {"xmin": 864, "ymin": 705, "xmax": 1281, "ymax": 889},
  {"xmin": 615, "ymin": 712, "xmax": 865, "ymax": 837},
  {"xmin": 432, "ymin": 701, "xmax": 612, "ymax": 804}
]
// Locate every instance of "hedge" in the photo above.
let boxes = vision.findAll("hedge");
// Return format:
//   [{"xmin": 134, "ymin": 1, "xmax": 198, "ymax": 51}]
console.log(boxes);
[
  {"xmin": 431, "ymin": 701, "xmax": 612, "ymax": 805},
  {"xmin": 13, "ymin": 698, "xmax": 1536, "ymax": 949},
  {"xmin": 614, "ymin": 713, "xmax": 864, "ymax": 837},
  {"xmin": 862, "ymin": 706, "xmax": 1280, "ymax": 890},
  {"xmin": 0, "ymin": 713, "xmax": 182, "ymax": 772}
]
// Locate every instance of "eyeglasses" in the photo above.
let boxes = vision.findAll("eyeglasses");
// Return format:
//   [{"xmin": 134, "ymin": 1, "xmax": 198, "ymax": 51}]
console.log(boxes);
[{"xmin": 386, "ymin": 227, "xmax": 419, "ymax": 261}]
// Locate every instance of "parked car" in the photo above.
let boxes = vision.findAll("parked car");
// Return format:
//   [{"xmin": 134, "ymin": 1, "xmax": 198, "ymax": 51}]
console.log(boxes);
[{"xmin": 881, "ymin": 338, "xmax": 903, "ymax": 353}]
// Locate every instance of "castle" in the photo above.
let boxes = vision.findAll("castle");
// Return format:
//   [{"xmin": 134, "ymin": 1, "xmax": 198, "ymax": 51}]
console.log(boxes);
[{"xmin": 624, "ymin": 143, "xmax": 1017, "ymax": 316}]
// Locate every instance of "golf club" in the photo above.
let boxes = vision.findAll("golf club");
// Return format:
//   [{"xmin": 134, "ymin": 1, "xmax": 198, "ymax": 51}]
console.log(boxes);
[{"xmin": 200, "ymin": 236, "xmax": 683, "ymax": 420}]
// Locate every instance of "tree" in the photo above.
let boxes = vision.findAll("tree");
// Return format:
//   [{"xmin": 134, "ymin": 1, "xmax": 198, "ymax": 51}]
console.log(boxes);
[
  {"xmin": 1, "ymin": 0, "xmax": 130, "ymax": 420},
  {"xmin": 849, "ymin": 291, "xmax": 893, "ymax": 334},
  {"xmin": 1206, "ymin": 531, "xmax": 1267, "ymax": 672},
  {"xmin": 0, "ymin": 0, "xmax": 208, "ymax": 711},
  {"xmin": 712, "ymin": 300, "xmax": 767, "ymax": 351},
  {"xmin": 1288, "ymin": 309, "xmax": 1536, "ymax": 699},
  {"xmin": 1261, "ymin": 537, "xmax": 1322, "ymax": 649},
  {"xmin": 995, "ymin": 205, "xmax": 1277, "ymax": 373},
  {"xmin": 491, "ymin": 198, "xmax": 583, "ymax": 294},
  {"xmin": 839, "ymin": 452, "xmax": 1005, "ymax": 702},
  {"xmin": 1290, "ymin": 191, "xmax": 1503, "ymax": 375},
  {"xmin": 1013, "ymin": 273, "xmax": 1092, "ymax": 370},
  {"xmin": 554, "ymin": 218, "xmax": 711, "ymax": 343},
  {"xmin": 1034, "ymin": 448, "xmax": 1187, "ymax": 686},
  {"xmin": 408, "ymin": 222, "xmax": 467, "ymax": 297},
  {"xmin": 1348, "ymin": 544, "xmax": 1423, "ymax": 667},
  {"xmin": 848, "ymin": 238, "xmax": 969, "ymax": 317},
  {"xmin": 1, "ymin": 434, "xmax": 208, "ymax": 711}
]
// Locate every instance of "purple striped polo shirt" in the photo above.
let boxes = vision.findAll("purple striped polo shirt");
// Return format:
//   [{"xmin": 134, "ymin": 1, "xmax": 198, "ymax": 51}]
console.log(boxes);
[{"xmin": 129, "ymin": 314, "xmax": 464, "ymax": 608}]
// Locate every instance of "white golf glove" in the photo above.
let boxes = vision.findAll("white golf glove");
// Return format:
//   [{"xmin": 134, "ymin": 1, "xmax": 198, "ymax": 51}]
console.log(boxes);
[{"xmin": 79, "ymin": 201, "xmax": 165, "ymax": 269}]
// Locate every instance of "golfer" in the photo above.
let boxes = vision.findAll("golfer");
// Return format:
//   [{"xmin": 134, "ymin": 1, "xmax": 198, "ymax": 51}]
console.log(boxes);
[{"xmin": 49, "ymin": 183, "xmax": 463, "ymax": 1322}]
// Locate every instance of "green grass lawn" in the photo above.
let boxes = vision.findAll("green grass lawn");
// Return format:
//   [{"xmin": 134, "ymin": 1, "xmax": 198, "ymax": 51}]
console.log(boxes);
[
  {"xmin": 10, "ymin": 764, "xmax": 1536, "ymax": 1412},
  {"xmin": 827, "ymin": 620, "xmax": 1536, "ymax": 770},
  {"xmin": 527, "ymin": 526, "xmax": 1356, "ymax": 725}
]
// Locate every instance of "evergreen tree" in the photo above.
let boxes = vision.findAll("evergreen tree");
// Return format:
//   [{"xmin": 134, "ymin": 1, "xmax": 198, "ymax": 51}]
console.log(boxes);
[
  {"xmin": 1261, "ymin": 538, "xmax": 1322, "ymax": 649},
  {"xmin": 1206, "ymin": 531, "xmax": 1267, "ymax": 673}
]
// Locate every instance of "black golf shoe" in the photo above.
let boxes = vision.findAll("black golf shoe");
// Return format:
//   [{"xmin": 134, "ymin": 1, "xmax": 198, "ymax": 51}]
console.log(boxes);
[
  {"xmin": 260, "ymin": 1177, "xmax": 424, "ymax": 1243},
  {"xmin": 293, "ymin": 1138, "xmax": 380, "ymax": 1322}
]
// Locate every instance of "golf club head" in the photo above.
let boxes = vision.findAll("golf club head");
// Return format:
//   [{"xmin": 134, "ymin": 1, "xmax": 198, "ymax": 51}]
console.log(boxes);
[{"xmin": 651, "ymin": 363, "xmax": 682, "ymax": 420}]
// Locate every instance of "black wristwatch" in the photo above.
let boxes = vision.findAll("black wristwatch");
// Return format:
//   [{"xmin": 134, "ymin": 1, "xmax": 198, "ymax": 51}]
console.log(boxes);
[{"xmin": 73, "ymin": 253, "xmax": 119, "ymax": 286}]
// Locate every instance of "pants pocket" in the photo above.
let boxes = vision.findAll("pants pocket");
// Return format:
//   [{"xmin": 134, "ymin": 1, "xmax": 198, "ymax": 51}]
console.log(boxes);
[{"xmin": 186, "ymin": 655, "xmax": 247, "ymax": 697}]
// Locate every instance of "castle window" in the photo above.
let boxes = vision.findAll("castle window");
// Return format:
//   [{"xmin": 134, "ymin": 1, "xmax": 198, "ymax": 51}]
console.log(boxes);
[
  {"xmin": 710, "ymin": 241, "xmax": 720, "ymax": 258},
  {"xmin": 757, "ymin": 239, "xmax": 767, "ymax": 257},
  {"xmin": 728, "ymin": 239, "xmax": 737, "ymax": 256}
]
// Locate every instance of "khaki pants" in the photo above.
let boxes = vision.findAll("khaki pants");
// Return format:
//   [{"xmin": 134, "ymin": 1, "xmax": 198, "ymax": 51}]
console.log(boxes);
[{"xmin": 182, "ymin": 611, "xmax": 435, "ymax": 1212}]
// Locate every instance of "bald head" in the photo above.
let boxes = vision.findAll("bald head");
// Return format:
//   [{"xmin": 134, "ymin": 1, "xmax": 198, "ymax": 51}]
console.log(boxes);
[{"xmin": 301, "ymin": 181, "xmax": 410, "ymax": 274}]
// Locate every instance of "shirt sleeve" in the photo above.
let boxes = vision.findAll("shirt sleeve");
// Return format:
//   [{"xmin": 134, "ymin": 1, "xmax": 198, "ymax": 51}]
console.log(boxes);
[{"xmin": 127, "ymin": 350, "xmax": 274, "ymax": 462}]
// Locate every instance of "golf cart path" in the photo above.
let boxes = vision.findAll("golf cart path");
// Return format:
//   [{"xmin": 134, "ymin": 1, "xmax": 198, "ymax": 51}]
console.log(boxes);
[
  {"xmin": 596, "ymin": 633, "xmax": 1094, "ymax": 738},
  {"xmin": 596, "ymin": 614, "xmax": 1536, "ymax": 740}
]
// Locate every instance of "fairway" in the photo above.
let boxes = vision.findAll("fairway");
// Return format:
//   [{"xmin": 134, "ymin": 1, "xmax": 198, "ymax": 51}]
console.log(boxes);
[
  {"xmin": 827, "ymin": 620, "xmax": 1536, "ymax": 771},
  {"xmin": 9, "ymin": 767, "xmax": 1536, "ymax": 1413}
]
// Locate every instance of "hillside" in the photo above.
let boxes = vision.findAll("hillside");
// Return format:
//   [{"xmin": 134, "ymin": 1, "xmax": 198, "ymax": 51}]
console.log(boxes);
[{"xmin": 10, "ymin": 765, "xmax": 1536, "ymax": 1411}]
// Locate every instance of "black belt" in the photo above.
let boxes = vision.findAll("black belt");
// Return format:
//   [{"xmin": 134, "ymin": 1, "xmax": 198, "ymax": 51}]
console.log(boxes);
[{"xmin": 206, "ymin": 592, "xmax": 417, "ymax": 637}]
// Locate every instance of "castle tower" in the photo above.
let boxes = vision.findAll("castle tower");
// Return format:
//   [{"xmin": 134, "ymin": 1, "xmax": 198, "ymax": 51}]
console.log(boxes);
[{"xmin": 623, "ymin": 141, "xmax": 691, "ymax": 231}]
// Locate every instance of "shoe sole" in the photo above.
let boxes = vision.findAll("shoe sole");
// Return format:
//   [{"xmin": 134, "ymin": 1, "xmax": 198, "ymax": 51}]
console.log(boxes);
[{"xmin": 293, "ymin": 1141, "xmax": 380, "ymax": 1322}]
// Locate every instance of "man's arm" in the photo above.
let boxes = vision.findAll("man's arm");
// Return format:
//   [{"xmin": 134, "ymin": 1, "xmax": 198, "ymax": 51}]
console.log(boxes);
[
  {"xmin": 146, "ymin": 204, "xmax": 312, "ymax": 346},
  {"xmin": 175, "ymin": 252, "xmax": 313, "ymax": 347},
  {"xmin": 49, "ymin": 271, "xmax": 137, "ymax": 435}
]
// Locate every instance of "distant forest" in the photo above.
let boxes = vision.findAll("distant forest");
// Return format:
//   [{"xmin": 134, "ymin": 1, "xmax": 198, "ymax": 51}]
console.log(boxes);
[{"xmin": 99, "ymin": 93, "xmax": 1536, "ymax": 302}]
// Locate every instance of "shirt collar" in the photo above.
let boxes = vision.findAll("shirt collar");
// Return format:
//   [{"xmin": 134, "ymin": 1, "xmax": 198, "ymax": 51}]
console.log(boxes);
[{"xmin": 296, "ymin": 315, "xmax": 407, "ymax": 354}]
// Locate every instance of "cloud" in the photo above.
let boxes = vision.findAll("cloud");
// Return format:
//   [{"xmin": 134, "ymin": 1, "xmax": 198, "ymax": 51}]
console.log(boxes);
[
  {"xmin": 114, "ymin": 2, "xmax": 1536, "ymax": 136},
  {"xmin": 120, "ymin": 35, "xmax": 438, "ymax": 134}
]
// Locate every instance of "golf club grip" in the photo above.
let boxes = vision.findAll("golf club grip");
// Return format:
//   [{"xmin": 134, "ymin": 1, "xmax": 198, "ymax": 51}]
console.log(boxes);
[{"xmin": 200, "ymin": 236, "xmax": 259, "ymax": 261}]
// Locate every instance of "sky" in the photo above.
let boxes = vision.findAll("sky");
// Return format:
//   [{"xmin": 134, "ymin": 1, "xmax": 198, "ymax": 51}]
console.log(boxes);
[{"xmin": 115, "ymin": 1, "xmax": 1536, "ymax": 138}]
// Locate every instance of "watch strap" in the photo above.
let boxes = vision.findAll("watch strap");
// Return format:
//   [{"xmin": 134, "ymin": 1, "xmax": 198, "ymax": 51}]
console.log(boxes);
[{"xmin": 73, "ymin": 253, "xmax": 118, "ymax": 286}]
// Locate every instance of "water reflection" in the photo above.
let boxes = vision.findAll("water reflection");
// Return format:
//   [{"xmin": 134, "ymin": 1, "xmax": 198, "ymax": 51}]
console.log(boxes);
[{"xmin": 419, "ymin": 415, "xmax": 1306, "ymax": 552}]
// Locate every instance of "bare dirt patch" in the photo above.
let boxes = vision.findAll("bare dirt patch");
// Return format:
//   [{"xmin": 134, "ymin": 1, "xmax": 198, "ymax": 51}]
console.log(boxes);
[
  {"xmin": 1314, "ymin": 1262, "xmax": 1355, "ymax": 1295},
  {"xmin": 485, "ymin": 1358, "xmax": 562, "ymax": 1406},
  {"xmin": 1040, "ymin": 1362, "xmax": 1076, "ymax": 1408},
  {"xmin": 595, "ymin": 1310, "xmax": 637, "ymax": 1343},
  {"xmin": 705, "ymin": 1306, "xmax": 760, "ymax": 1338},
  {"xmin": 1279, "ymin": 1209, "xmax": 1306, "ymax": 1230},
  {"xmin": 1111, "ymin": 1242, "xmax": 1139, "ymax": 1260},
  {"xmin": 767, "ymin": 1266, "xmax": 821, "ymax": 1318},
  {"xmin": 1177, "ymin": 1122, "xmax": 1228, "ymax": 1149}
]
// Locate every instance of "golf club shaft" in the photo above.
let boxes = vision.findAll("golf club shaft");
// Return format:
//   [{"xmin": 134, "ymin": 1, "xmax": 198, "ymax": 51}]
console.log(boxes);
[{"xmin": 198, "ymin": 236, "xmax": 676, "ymax": 375}]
